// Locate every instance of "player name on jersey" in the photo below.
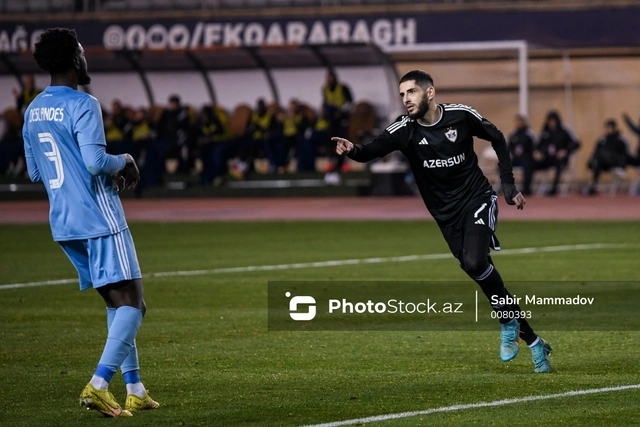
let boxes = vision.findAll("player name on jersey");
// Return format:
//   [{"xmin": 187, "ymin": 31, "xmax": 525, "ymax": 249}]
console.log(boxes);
[
  {"xmin": 29, "ymin": 107, "xmax": 65, "ymax": 123},
  {"xmin": 423, "ymin": 153, "xmax": 465, "ymax": 168}
]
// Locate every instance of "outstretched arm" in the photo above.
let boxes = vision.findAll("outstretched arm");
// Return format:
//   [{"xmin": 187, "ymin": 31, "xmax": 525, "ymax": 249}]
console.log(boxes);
[{"xmin": 333, "ymin": 131, "xmax": 399, "ymax": 163}]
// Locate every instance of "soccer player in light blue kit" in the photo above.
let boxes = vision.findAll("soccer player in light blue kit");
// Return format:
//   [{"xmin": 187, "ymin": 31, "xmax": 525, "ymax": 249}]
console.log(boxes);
[{"xmin": 23, "ymin": 28, "xmax": 159, "ymax": 417}]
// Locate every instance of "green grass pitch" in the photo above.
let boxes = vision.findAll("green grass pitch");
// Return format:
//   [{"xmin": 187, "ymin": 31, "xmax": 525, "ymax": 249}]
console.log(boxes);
[{"xmin": 1, "ymin": 220, "xmax": 639, "ymax": 426}]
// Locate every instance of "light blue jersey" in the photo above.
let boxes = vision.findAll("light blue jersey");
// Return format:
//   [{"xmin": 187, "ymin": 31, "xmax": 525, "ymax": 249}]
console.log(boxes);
[{"xmin": 23, "ymin": 86, "xmax": 127, "ymax": 241}]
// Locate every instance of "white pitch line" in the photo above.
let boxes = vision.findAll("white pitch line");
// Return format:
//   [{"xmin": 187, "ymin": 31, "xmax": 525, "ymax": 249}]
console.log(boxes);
[
  {"xmin": 1, "ymin": 243, "xmax": 637, "ymax": 291},
  {"xmin": 302, "ymin": 383, "xmax": 640, "ymax": 427}
]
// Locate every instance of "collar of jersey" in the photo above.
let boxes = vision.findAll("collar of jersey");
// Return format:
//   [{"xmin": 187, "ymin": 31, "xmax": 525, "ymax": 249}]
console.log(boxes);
[
  {"xmin": 45, "ymin": 85, "xmax": 75, "ymax": 92},
  {"xmin": 416, "ymin": 104, "xmax": 443, "ymax": 128}
]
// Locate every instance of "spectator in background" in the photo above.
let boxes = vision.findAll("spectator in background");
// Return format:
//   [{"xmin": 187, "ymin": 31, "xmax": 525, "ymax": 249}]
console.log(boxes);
[
  {"xmin": 0, "ymin": 107, "xmax": 25, "ymax": 176},
  {"xmin": 13, "ymin": 74, "xmax": 42, "ymax": 114},
  {"xmin": 198, "ymin": 104, "xmax": 232, "ymax": 186},
  {"xmin": 283, "ymin": 99, "xmax": 312, "ymax": 172},
  {"xmin": 584, "ymin": 119, "xmax": 629, "ymax": 195},
  {"xmin": 507, "ymin": 114, "xmax": 536, "ymax": 195},
  {"xmin": 137, "ymin": 104, "xmax": 172, "ymax": 195},
  {"xmin": 533, "ymin": 110, "xmax": 580, "ymax": 196},
  {"xmin": 104, "ymin": 112, "xmax": 125, "ymax": 144},
  {"xmin": 103, "ymin": 104, "xmax": 149, "ymax": 169},
  {"xmin": 110, "ymin": 99, "xmax": 128, "ymax": 132},
  {"xmin": 127, "ymin": 108, "xmax": 153, "ymax": 147},
  {"xmin": 282, "ymin": 99, "xmax": 302, "ymax": 165},
  {"xmin": 123, "ymin": 108, "xmax": 152, "ymax": 167},
  {"xmin": 249, "ymin": 98, "xmax": 281, "ymax": 174},
  {"xmin": 322, "ymin": 70, "xmax": 353, "ymax": 183},
  {"xmin": 105, "ymin": 105, "xmax": 146, "ymax": 169},
  {"xmin": 157, "ymin": 95, "xmax": 194, "ymax": 174},
  {"xmin": 268, "ymin": 103, "xmax": 288, "ymax": 174},
  {"xmin": 311, "ymin": 104, "xmax": 332, "ymax": 175}
]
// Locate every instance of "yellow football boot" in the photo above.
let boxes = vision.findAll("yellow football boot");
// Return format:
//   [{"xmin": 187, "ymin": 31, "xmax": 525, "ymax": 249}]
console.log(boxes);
[
  {"xmin": 79, "ymin": 383, "xmax": 133, "ymax": 417},
  {"xmin": 125, "ymin": 393, "xmax": 160, "ymax": 411}
]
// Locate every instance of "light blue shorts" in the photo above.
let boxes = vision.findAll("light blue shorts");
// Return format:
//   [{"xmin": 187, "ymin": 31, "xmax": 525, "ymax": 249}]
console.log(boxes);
[{"xmin": 59, "ymin": 228, "xmax": 142, "ymax": 291}]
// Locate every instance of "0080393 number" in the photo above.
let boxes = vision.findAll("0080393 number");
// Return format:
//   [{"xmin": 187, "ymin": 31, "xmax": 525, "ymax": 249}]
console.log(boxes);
[{"xmin": 491, "ymin": 310, "xmax": 532, "ymax": 320}]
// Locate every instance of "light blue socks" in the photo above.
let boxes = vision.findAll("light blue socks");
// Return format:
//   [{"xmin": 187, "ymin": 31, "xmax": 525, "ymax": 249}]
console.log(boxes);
[
  {"xmin": 106, "ymin": 307, "xmax": 141, "ymax": 377},
  {"xmin": 94, "ymin": 306, "xmax": 142, "ymax": 383}
]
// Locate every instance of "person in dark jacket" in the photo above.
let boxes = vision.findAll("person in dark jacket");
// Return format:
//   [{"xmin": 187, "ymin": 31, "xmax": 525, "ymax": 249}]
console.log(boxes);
[
  {"xmin": 533, "ymin": 111, "xmax": 580, "ymax": 196},
  {"xmin": 157, "ymin": 95, "xmax": 194, "ymax": 174},
  {"xmin": 13, "ymin": 74, "xmax": 42, "ymax": 114},
  {"xmin": 585, "ymin": 119, "xmax": 629, "ymax": 195},
  {"xmin": 507, "ymin": 114, "xmax": 536, "ymax": 195}
]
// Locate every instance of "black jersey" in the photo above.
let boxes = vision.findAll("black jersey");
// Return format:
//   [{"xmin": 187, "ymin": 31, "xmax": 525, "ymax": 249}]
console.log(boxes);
[{"xmin": 348, "ymin": 103, "xmax": 514, "ymax": 225}]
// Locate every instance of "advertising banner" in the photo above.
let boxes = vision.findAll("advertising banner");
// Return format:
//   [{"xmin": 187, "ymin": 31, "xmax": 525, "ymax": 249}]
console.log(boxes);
[{"xmin": 1, "ymin": 7, "xmax": 639, "ymax": 53}]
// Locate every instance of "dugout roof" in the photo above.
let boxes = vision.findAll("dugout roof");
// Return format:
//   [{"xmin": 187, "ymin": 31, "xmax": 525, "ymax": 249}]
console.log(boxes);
[{"xmin": 0, "ymin": 43, "xmax": 397, "ymax": 105}]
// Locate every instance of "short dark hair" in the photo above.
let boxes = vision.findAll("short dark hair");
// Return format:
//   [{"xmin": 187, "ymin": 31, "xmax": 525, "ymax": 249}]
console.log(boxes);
[
  {"xmin": 33, "ymin": 28, "xmax": 79, "ymax": 75},
  {"xmin": 399, "ymin": 70, "xmax": 434, "ymax": 90}
]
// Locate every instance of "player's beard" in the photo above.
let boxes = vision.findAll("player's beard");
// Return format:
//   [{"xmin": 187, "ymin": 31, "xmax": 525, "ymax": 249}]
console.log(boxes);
[
  {"xmin": 408, "ymin": 93, "xmax": 429, "ymax": 120},
  {"xmin": 77, "ymin": 68, "xmax": 92, "ymax": 86}
]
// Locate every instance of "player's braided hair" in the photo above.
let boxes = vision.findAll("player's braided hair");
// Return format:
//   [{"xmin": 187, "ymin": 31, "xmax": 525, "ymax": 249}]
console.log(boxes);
[{"xmin": 33, "ymin": 28, "xmax": 79, "ymax": 75}]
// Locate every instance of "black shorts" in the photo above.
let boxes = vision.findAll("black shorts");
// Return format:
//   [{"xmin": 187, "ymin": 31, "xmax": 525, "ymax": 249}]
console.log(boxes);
[{"xmin": 439, "ymin": 192, "xmax": 500, "ymax": 261}]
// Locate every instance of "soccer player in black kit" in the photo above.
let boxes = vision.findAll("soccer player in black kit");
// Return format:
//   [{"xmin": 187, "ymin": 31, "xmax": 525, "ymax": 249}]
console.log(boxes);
[{"xmin": 333, "ymin": 70, "xmax": 552, "ymax": 373}]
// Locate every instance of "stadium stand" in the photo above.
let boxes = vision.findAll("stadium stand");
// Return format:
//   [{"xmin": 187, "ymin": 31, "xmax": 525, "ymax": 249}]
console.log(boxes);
[{"xmin": 2, "ymin": 0, "xmax": 640, "ymax": 198}]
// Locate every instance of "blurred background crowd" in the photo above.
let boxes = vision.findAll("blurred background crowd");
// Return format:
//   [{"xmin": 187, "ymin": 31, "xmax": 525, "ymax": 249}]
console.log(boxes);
[
  {"xmin": 2, "ymin": 70, "xmax": 379, "ymax": 194},
  {"xmin": 3, "ymin": 69, "xmax": 640, "ymax": 197},
  {"xmin": 2, "ymin": 0, "xmax": 640, "ymax": 198}
]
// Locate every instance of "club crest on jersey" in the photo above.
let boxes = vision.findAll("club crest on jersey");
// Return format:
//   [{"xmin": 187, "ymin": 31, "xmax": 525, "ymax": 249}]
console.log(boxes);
[{"xmin": 445, "ymin": 128, "xmax": 457, "ymax": 143}]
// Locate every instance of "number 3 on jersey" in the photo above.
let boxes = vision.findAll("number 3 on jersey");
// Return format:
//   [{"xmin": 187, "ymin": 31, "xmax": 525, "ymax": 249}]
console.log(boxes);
[{"xmin": 38, "ymin": 132, "xmax": 65, "ymax": 189}]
